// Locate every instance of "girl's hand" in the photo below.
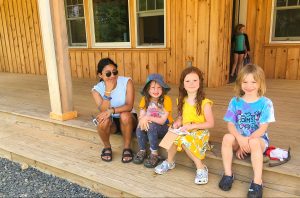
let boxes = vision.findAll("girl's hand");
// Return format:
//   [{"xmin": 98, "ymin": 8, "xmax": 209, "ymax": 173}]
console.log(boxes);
[
  {"xmin": 172, "ymin": 120, "xmax": 181, "ymax": 129},
  {"xmin": 139, "ymin": 116, "xmax": 150, "ymax": 131},
  {"xmin": 236, "ymin": 148, "xmax": 248, "ymax": 160},
  {"xmin": 237, "ymin": 136, "xmax": 250, "ymax": 153},
  {"xmin": 181, "ymin": 123, "xmax": 197, "ymax": 131}
]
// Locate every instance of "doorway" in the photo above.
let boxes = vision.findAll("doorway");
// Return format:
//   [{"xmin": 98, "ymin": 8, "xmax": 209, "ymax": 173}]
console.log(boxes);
[{"xmin": 229, "ymin": 0, "xmax": 248, "ymax": 83}]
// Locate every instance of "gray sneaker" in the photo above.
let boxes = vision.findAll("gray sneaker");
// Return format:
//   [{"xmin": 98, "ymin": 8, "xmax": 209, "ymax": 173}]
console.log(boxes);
[
  {"xmin": 194, "ymin": 166, "xmax": 208, "ymax": 184},
  {"xmin": 154, "ymin": 160, "xmax": 175, "ymax": 174}
]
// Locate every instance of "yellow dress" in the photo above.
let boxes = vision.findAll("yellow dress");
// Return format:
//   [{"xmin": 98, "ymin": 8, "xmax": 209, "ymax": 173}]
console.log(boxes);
[{"xmin": 174, "ymin": 98, "xmax": 213, "ymax": 160}]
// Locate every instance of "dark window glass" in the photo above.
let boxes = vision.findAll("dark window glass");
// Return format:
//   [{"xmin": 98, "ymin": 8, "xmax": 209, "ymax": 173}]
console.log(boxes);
[
  {"xmin": 276, "ymin": 0, "xmax": 287, "ymax": 7},
  {"xmin": 137, "ymin": 0, "xmax": 165, "ymax": 46},
  {"xmin": 156, "ymin": 0, "xmax": 164, "ymax": 9},
  {"xmin": 93, "ymin": 0, "xmax": 130, "ymax": 42},
  {"xmin": 275, "ymin": 9, "xmax": 300, "ymax": 38},
  {"xmin": 147, "ymin": 0, "xmax": 155, "ymax": 10},
  {"xmin": 67, "ymin": 5, "xmax": 84, "ymax": 18},
  {"xmin": 65, "ymin": 0, "xmax": 86, "ymax": 46},
  {"xmin": 138, "ymin": 16, "xmax": 164, "ymax": 44},
  {"xmin": 68, "ymin": 20, "xmax": 87, "ymax": 43},
  {"xmin": 139, "ymin": 0, "xmax": 146, "ymax": 11},
  {"xmin": 288, "ymin": 0, "xmax": 298, "ymax": 6}
]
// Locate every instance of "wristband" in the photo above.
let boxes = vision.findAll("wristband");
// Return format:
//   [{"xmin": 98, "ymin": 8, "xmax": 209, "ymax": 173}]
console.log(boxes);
[
  {"xmin": 107, "ymin": 108, "xmax": 114, "ymax": 115},
  {"xmin": 103, "ymin": 95, "xmax": 112, "ymax": 101}
]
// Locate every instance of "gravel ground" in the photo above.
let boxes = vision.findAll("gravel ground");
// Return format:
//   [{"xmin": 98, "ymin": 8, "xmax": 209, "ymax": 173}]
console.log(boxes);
[{"xmin": 0, "ymin": 157, "xmax": 104, "ymax": 197}]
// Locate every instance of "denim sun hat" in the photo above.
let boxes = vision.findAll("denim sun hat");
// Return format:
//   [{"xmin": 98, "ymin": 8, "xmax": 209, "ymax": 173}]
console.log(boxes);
[{"xmin": 141, "ymin": 73, "xmax": 170, "ymax": 95}]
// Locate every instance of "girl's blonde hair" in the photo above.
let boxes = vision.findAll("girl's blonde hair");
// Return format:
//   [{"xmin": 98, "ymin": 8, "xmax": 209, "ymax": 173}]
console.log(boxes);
[
  {"xmin": 234, "ymin": 64, "xmax": 266, "ymax": 97},
  {"xmin": 178, "ymin": 67, "xmax": 205, "ymax": 116}
]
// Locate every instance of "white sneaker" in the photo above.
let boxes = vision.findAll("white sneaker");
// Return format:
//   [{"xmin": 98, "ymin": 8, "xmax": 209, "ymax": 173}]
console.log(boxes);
[
  {"xmin": 154, "ymin": 160, "xmax": 175, "ymax": 175},
  {"xmin": 195, "ymin": 166, "xmax": 208, "ymax": 184}
]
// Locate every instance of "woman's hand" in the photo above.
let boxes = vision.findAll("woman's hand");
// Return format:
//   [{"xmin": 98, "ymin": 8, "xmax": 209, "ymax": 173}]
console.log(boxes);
[
  {"xmin": 96, "ymin": 110, "xmax": 111, "ymax": 124},
  {"xmin": 236, "ymin": 136, "xmax": 250, "ymax": 153},
  {"xmin": 104, "ymin": 78, "xmax": 117, "ymax": 92}
]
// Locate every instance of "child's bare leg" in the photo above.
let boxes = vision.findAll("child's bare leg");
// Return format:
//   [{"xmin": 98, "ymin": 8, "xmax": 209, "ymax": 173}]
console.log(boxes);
[
  {"xmin": 249, "ymin": 138, "xmax": 265, "ymax": 184},
  {"xmin": 167, "ymin": 144, "xmax": 177, "ymax": 163},
  {"xmin": 182, "ymin": 145, "xmax": 204, "ymax": 169},
  {"xmin": 237, "ymin": 54, "xmax": 244, "ymax": 74},
  {"xmin": 221, "ymin": 134, "xmax": 239, "ymax": 176},
  {"xmin": 231, "ymin": 53, "xmax": 239, "ymax": 76}
]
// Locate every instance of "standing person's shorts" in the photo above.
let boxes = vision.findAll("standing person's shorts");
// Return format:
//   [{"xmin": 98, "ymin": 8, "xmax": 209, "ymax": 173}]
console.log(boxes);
[{"xmin": 234, "ymin": 50, "xmax": 246, "ymax": 54}]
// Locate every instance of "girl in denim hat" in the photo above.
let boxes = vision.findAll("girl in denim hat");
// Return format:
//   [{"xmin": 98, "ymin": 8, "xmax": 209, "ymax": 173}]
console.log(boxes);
[
  {"xmin": 154, "ymin": 67, "xmax": 214, "ymax": 185},
  {"xmin": 133, "ymin": 74, "xmax": 173, "ymax": 168}
]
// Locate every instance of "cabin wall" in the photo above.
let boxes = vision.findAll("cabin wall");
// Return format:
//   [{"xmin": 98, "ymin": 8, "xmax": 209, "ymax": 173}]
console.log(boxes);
[
  {"xmin": 0, "ymin": 0, "xmax": 234, "ymax": 87},
  {"xmin": 0, "ymin": 0, "xmax": 45, "ymax": 75},
  {"xmin": 67, "ymin": 0, "xmax": 233, "ymax": 87},
  {"xmin": 247, "ymin": 0, "xmax": 300, "ymax": 80}
]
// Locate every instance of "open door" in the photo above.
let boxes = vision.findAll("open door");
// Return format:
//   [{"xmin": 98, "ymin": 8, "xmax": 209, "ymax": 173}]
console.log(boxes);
[{"xmin": 229, "ymin": 0, "xmax": 248, "ymax": 83}]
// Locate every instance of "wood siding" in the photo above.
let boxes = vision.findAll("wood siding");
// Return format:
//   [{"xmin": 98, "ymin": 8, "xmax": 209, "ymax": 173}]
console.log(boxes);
[
  {"xmin": 4, "ymin": 0, "xmax": 300, "ymax": 86},
  {"xmin": 67, "ymin": 0, "xmax": 233, "ymax": 87},
  {"xmin": 247, "ymin": 0, "xmax": 300, "ymax": 80},
  {"xmin": 0, "ymin": 0, "xmax": 45, "ymax": 75},
  {"xmin": 0, "ymin": 0, "xmax": 233, "ymax": 87}
]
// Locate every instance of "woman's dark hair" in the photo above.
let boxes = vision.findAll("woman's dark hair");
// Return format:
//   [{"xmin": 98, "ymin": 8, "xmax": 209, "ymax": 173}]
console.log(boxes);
[
  {"xmin": 177, "ymin": 66, "xmax": 205, "ymax": 116},
  {"xmin": 143, "ymin": 81, "xmax": 166, "ymax": 109},
  {"xmin": 97, "ymin": 58, "xmax": 118, "ymax": 74}
]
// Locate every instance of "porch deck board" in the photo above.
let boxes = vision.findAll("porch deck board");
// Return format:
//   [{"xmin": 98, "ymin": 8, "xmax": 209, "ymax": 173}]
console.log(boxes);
[
  {"xmin": 0, "ymin": 72, "xmax": 299, "ymax": 196},
  {"xmin": 0, "ymin": 121, "xmax": 296, "ymax": 197}
]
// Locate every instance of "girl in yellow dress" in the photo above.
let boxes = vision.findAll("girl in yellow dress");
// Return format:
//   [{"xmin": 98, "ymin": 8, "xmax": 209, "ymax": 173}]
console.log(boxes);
[{"xmin": 155, "ymin": 66, "xmax": 214, "ymax": 185}]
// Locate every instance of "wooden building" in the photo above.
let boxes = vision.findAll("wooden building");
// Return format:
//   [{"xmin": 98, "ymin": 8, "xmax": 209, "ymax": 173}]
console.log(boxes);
[
  {"xmin": 0, "ymin": 0, "xmax": 300, "ymax": 86},
  {"xmin": 0, "ymin": 0, "xmax": 299, "ymax": 119}
]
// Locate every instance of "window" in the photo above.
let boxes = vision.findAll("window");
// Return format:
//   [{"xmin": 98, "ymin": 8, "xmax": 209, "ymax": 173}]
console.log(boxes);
[
  {"xmin": 136, "ymin": 0, "xmax": 165, "ymax": 47},
  {"xmin": 272, "ymin": 0, "xmax": 300, "ymax": 41},
  {"xmin": 91, "ymin": 0, "xmax": 130, "ymax": 47},
  {"xmin": 65, "ymin": 0, "xmax": 87, "ymax": 46}
]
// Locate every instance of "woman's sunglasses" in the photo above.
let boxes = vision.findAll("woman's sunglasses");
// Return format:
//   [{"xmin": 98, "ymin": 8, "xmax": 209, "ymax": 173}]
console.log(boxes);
[{"xmin": 104, "ymin": 70, "xmax": 118, "ymax": 77}]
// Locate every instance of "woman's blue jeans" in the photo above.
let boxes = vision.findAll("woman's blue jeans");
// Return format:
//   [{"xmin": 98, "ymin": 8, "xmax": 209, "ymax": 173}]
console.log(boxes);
[{"xmin": 136, "ymin": 122, "xmax": 169, "ymax": 151}]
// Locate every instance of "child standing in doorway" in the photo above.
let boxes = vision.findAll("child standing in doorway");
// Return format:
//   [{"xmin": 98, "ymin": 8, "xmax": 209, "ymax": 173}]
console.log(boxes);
[
  {"xmin": 133, "ymin": 74, "xmax": 173, "ymax": 168},
  {"xmin": 231, "ymin": 24, "xmax": 250, "ymax": 77},
  {"xmin": 154, "ymin": 67, "xmax": 214, "ymax": 185},
  {"xmin": 219, "ymin": 64, "xmax": 275, "ymax": 198}
]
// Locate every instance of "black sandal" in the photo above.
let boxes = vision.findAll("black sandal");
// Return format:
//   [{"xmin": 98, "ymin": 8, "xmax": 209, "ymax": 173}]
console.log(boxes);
[
  {"xmin": 101, "ymin": 147, "xmax": 112, "ymax": 162},
  {"xmin": 121, "ymin": 148, "xmax": 133, "ymax": 163}
]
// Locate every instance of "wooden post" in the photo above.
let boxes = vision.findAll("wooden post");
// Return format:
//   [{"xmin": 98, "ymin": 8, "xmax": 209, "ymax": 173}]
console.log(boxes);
[{"xmin": 37, "ymin": 0, "xmax": 77, "ymax": 121}]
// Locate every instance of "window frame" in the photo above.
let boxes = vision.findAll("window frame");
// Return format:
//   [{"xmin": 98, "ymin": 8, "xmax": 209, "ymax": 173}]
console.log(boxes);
[
  {"xmin": 270, "ymin": 0, "xmax": 300, "ymax": 43},
  {"xmin": 65, "ymin": 0, "xmax": 88, "ymax": 47},
  {"xmin": 135, "ymin": 0, "xmax": 166, "ymax": 48},
  {"xmin": 89, "ymin": 0, "xmax": 132, "ymax": 48}
]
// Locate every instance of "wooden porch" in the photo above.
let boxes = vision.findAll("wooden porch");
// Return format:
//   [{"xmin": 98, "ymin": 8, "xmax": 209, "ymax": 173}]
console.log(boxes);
[{"xmin": 0, "ymin": 72, "xmax": 299, "ymax": 197}]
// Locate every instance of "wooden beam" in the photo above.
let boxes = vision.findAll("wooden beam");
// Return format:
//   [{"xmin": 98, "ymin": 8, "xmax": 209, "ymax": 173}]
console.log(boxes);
[{"xmin": 37, "ymin": 0, "xmax": 77, "ymax": 121}]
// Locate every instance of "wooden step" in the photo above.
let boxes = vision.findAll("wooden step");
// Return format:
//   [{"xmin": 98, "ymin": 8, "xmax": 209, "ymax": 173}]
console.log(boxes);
[
  {"xmin": 1, "ymin": 110, "xmax": 299, "ymax": 196},
  {"xmin": 0, "ymin": 118, "xmax": 298, "ymax": 197}
]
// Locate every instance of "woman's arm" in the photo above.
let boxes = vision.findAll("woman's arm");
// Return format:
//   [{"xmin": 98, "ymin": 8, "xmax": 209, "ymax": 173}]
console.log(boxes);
[{"xmin": 91, "ymin": 90, "xmax": 111, "ymax": 112}]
